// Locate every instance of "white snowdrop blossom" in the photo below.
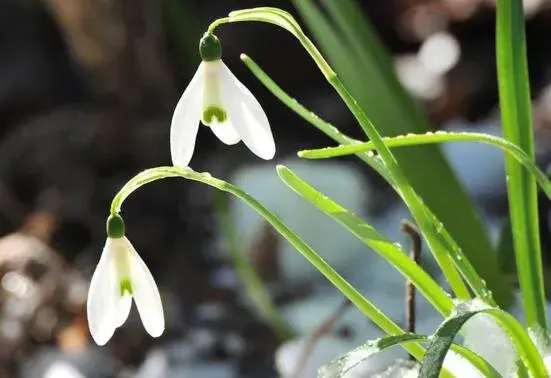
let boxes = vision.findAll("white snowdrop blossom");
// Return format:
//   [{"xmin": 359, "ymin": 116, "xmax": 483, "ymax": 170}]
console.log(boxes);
[
  {"xmin": 170, "ymin": 33, "xmax": 275, "ymax": 167},
  {"xmin": 87, "ymin": 214, "xmax": 164, "ymax": 346}
]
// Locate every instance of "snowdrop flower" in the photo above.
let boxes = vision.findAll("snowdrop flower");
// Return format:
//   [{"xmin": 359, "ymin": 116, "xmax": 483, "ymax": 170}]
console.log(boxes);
[
  {"xmin": 87, "ymin": 214, "xmax": 164, "ymax": 345},
  {"xmin": 170, "ymin": 32, "xmax": 275, "ymax": 167}
]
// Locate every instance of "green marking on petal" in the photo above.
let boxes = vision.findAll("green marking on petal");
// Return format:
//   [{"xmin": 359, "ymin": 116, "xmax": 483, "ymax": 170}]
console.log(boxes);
[
  {"xmin": 202, "ymin": 106, "xmax": 227, "ymax": 125},
  {"xmin": 120, "ymin": 278, "xmax": 133, "ymax": 296}
]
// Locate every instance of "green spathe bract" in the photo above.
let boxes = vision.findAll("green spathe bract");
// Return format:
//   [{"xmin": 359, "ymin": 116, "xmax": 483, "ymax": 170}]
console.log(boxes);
[
  {"xmin": 199, "ymin": 33, "xmax": 222, "ymax": 61},
  {"xmin": 107, "ymin": 213, "xmax": 125, "ymax": 238}
]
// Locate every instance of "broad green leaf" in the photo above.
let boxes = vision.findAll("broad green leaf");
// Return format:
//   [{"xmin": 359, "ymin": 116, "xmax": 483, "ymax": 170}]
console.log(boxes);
[
  {"xmin": 496, "ymin": 0, "xmax": 546, "ymax": 330},
  {"xmin": 291, "ymin": 0, "xmax": 512, "ymax": 306}
]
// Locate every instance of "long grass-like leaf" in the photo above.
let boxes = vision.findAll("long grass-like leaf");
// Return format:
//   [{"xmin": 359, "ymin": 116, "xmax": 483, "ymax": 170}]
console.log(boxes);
[
  {"xmin": 496, "ymin": 0, "xmax": 546, "ymax": 330},
  {"xmin": 276, "ymin": 165, "xmax": 453, "ymax": 316},
  {"xmin": 298, "ymin": 131, "xmax": 551, "ymax": 200}
]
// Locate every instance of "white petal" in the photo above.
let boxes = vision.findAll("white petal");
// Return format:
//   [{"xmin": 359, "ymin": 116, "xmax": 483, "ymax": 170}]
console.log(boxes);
[
  {"xmin": 87, "ymin": 239, "xmax": 119, "ymax": 346},
  {"xmin": 125, "ymin": 238, "xmax": 165, "ymax": 338},
  {"xmin": 170, "ymin": 63, "xmax": 204, "ymax": 167},
  {"xmin": 219, "ymin": 62, "xmax": 275, "ymax": 159},
  {"xmin": 115, "ymin": 294, "xmax": 132, "ymax": 327},
  {"xmin": 210, "ymin": 120, "xmax": 241, "ymax": 145}
]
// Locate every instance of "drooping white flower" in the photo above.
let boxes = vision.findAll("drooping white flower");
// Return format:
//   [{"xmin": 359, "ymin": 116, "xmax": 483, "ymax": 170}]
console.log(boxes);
[
  {"xmin": 170, "ymin": 33, "xmax": 275, "ymax": 167},
  {"xmin": 87, "ymin": 214, "xmax": 164, "ymax": 345}
]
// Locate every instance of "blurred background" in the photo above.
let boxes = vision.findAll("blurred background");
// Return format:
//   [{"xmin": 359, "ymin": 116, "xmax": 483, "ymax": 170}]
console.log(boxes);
[{"xmin": 3, "ymin": 0, "xmax": 551, "ymax": 377}]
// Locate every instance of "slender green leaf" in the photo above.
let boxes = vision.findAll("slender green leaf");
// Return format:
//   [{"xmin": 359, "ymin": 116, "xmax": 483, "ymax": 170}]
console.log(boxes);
[
  {"xmin": 110, "ymin": 166, "xmax": 426, "ymax": 359},
  {"xmin": 276, "ymin": 165, "xmax": 452, "ymax": 314},
  {"xmin": 496, "ymin": 0, "xmax": 546, "ymax": 330},
  {"xmin": 320, "ymin": 334, "xmax": 501, "ymax": 378},
  {"xmin": 420, "ymin": 302, "xmax": 547, "ymax": 377},
  {"xmin": 291, "ymin": 0, "xmax": 512, "ymax": 306},
  {"xmin": 276, "ymin": 165, "xmax": 453, "ymax": 316},
  {"xmin": 297, "ymin": 131, "xmax": 551, "ymax": 200}
]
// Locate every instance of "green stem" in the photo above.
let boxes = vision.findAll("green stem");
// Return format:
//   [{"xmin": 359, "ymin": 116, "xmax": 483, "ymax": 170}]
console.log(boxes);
[
  {"xmin": 110, "ymin": 166, "xmax": 427, "ymax": 360},
  {"xmin": 207, "ymin": 17, "xmax": 229, "ymax": 34}
]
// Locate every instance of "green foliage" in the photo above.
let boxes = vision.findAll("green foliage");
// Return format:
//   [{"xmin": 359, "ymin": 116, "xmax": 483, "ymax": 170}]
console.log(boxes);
[
  {"xmin": 114, "ymin": 2, "xmax": 551, "ymax": 376},
  {"xmin": 276, "ymin": 165, "xmax": 452, "ymax": 316},
  {"xmin": 290, "ymin": 0, "xmax": 512, "ymax": 306}
]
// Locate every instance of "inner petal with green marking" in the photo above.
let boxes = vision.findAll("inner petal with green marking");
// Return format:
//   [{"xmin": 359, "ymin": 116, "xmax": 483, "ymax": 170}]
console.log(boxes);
[
  {"xmin": 202, "ymin": 105, "xmax": 228, "ymax": 125},
  {"xmin": 120, "ymin": 278, "xmax": 133, "ymax": 296},
  {"xmin": 201, "ymin": 61, "xmax": 229, "ymax": 126}
]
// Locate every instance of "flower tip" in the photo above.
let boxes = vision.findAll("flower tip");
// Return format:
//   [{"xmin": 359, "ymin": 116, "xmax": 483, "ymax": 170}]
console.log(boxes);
[
  {"xmin": 147, "ymin": 323, "xmax": 165, "ymax": 338},
  {"xmin": 259, "ymin": 148, "xmax": 276, "ymax": 160},
  {"xmin": 240, "ymin": 53, "xmax": 249, "ymax": 61},
  {"xmin": 171, "ymin": 158, "xmax": 191, "ymax": 169},
  {"xmin": 90, "ymin": 332, "xmax": 111, "ymax": 347},
  {"xmin": 253, "ymin": 137, "xmax": 276, "ymax": 160}
]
